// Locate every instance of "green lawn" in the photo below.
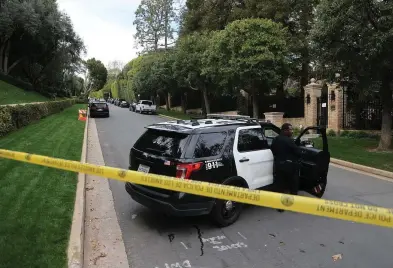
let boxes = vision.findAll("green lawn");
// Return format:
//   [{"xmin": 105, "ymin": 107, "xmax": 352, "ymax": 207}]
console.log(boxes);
[
  {"xmin": 157, "ymin": 108, "xmax": 191, "ymax": 120},
  {"xmin": 0, "ymin": 80, "xmax": 48, "ymax": 105},
  {"xmin": 0, "ymin": 104, "xmax": 86, "ymax": 268},
  {"xmin": 314, "ymin": 137, "xmax": 393, "ymax": 172}
]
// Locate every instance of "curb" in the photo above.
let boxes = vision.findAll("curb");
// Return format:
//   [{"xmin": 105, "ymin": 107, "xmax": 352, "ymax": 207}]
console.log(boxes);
[
  {"xmin": 331, "ymin": 158, "xmax": 393, "ymax": 181},
  {"xmin": 157, "ymin": 113, "xmax": 180, "ymax": 120},
  {"xmin": 67, "ymin": 107, "xmax": 89, "ymax": 268}
]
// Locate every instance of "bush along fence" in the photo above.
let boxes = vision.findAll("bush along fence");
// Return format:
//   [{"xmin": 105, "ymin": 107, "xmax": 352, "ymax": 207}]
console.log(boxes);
[{"xmin": 0, "ymin": 99, "xmax": 76, "ymax": 137}]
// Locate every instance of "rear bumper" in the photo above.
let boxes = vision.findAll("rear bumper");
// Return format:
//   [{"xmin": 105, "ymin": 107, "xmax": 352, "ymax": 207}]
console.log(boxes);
[
  {"xmin": 90, "ymin": 111, "xmax": 109, "ymax": 117},
  {"xmin": 125, "ymin": 182, "xmax": 214, "ymax": 216}
]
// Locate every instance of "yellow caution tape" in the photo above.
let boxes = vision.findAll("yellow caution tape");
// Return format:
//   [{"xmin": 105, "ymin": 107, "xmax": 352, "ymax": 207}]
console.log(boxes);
[{"xmin": 1, "ymin": 149, "xmax": 392, "ymax": 228}]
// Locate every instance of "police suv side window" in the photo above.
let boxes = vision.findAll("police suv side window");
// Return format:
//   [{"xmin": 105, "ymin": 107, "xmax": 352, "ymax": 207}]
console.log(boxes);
[
  {"xmin": 193, "ymin": 132, "xmax": 227, "ymax": 158},
  {"xmin": 237, "ymin": 128, "xmax": 268, "ymax": 152}
]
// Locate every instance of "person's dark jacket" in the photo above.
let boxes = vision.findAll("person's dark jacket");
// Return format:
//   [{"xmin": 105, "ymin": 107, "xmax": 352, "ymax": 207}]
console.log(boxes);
[{"xmin": 271, "ymin": 134, "xmax": 301, "ymax": 162}]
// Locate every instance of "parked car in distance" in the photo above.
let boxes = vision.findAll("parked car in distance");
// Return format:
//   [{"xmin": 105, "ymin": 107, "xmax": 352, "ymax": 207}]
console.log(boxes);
[
  {"xmin": 135, "ymin": 100, "xmax": 157, "ymax": 114},
  {"xmin": 120, "ymin": 100, "xmax": 130, "ymax": 108},
  {"xmin": 89, "ymin": 101, "xmax": 110, "ymax": 118}
]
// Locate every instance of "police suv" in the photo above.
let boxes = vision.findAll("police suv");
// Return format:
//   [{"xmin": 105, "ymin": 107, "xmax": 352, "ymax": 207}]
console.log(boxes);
[{"xmin": 126, "ymin": 114, "xmax": 330, "ymax": 227}]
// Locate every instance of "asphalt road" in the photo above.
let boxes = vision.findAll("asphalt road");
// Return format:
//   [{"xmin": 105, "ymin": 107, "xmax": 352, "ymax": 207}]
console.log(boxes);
[{"xmin": 95, "ymin": 104, "xmax": 393, "ymax": 268}]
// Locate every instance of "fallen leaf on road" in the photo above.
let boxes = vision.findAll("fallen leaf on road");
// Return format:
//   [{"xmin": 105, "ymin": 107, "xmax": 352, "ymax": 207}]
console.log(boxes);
[
  {"xmin": 86, "ymin": 187, "xmax": 94, "ymax": 191},
  {"xmin": 332, "ymin": 254, "xmax": 343, "ymax": 261}
]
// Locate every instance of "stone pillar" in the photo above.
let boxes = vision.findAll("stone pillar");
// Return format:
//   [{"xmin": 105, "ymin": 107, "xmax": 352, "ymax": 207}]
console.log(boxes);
[
  {"xmin": 327, "ymin": 83, "xmax": 344, "ymax": 131},
  {"xmin": 304, "ymin": 78, "xmax": 322, "ymax": 127},
  {"xmin": 264, "ymin": 112, "xmax": 284, "ymax": 127}
]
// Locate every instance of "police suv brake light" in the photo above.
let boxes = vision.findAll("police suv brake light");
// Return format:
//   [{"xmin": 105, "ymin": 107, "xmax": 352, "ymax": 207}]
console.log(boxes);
[{"xmin": 176, "ymin": 162, "xmax": 202, "ymax": 179}]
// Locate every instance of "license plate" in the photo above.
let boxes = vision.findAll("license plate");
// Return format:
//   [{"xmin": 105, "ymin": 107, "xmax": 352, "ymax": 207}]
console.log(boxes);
[
  {"xmin": 138, "ymin": 164, "xmax": 150, "ymax": 173},
  {"xmin": 97, "ymin": 109, "xmax": 103, "ymax": 111}
]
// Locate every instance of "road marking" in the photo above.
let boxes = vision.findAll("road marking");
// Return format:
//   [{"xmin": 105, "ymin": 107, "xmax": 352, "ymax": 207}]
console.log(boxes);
[
  {"xmin": 238, "ymin": 232, "xmax": 247, "ymax": 240},
  {"xmin": 213, "ymin": 242, "xmax": 248, "ymax": 252},
  {"xmin": 180, "ymin": 242, "xmax": 188, "ymax": 250}
]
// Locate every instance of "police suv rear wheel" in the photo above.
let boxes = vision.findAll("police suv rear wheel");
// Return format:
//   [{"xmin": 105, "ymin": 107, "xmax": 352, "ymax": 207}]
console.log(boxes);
[{"xmin": 210, "ymin": 178, "xmax": 247, "ymax": 227}]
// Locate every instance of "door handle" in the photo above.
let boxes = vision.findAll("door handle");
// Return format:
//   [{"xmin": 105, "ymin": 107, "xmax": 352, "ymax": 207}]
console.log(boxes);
[{"xmin": 239, "ymin": 158, "xmax": 249, "ymax": 163}]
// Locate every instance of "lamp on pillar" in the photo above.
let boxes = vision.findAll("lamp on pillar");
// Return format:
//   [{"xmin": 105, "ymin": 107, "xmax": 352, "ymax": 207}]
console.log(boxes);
[
  {"xmin": 330, "ymin": 90, "xmax": 336, "ymax": 101},
  {"xmin": 306, "ymin": 94, "xmax": 311, "ymax": 104}
]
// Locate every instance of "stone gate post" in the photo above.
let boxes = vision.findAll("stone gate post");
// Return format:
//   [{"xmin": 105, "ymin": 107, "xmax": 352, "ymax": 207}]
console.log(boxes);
[
  {"xmin": 304, "ymin": 78, "xmax": 322, "ymax": 127},
  {"xmin": 327, "ymin": 83, "xmax": 344, "ymax": 131}
]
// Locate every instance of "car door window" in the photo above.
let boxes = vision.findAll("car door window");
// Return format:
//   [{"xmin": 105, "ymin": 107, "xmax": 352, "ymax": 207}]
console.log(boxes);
[
  {"xmin": 237, "ymin": 128, "xmax": 268, "ymax": 152},
  {"xmin": 263, "ymin": 126, "xmax": 280, "ymax": 138},
  {"xmin": 193, "ymin": 132, "xmax": 227, "ymax": 158}
]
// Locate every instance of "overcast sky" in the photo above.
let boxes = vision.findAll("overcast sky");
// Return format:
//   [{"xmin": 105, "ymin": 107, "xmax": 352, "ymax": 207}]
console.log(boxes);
[{"xmin": 58, "ymin": 0, "xmax": 142, "ymax": 67}]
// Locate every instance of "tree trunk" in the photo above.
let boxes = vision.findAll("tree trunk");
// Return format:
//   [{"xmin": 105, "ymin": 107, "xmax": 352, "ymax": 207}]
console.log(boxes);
[
  {"xmin": 6, "ymin": 57, "xmax": 24, "ymax": 75},
  {"xmin": 300, "ymin": 49, "xmax": 310, "ymax": 97},
  {"xmin": 181, "ymin": 93, "xmax": 187, "ymax": 113},
  {"xmin": 202, "ymin": 87, "xmax": 210, "ymax": 114},
  {"xmin": 3, "ymin": 39, "xmax": 10, "ymax": 74},
  {"xmin": 252, "ymin": 92, "xmax": 259, "ymax": 119},
  {"xmin": 164, "ymin": 8, "xmax": 168, "ymax": 50},
  {"xmin": 165, "ymin": 92, "xmax": 170, "ymax": 111},
  {"xmin": 377, "ymin": 76, "xmax": 392, "ymax": 150},
  {"xmin": 0, "ymin": 43, "xmax": 5, "ymax": 73}
]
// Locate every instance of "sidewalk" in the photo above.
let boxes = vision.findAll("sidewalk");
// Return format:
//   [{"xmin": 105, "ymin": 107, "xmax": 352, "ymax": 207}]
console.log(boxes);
[{"xmin": 83, "ymin": 119, "xmax": 129, "ymax": 268}]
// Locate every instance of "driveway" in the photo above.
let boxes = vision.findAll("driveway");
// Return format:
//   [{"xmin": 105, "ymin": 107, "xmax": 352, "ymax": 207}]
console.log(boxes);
[{"xmin": 95, "ymin": 105, "xmax": 393, "ymax": 268}]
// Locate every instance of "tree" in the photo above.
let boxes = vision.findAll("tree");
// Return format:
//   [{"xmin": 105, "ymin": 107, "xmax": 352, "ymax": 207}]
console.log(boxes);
[
  {"xmin": 150, "ymin": 49, "xmax": 179, "ymax": 110},
  {"xmin": 85, "ymin": 58, "xmax": 108, "ymax": 92},
  {"xmin": 133, "ymin": 0, "xmax": 177, "ymax": 51},
  {"xmin": 204, "ymin": 19, "xmax": 288, "ymax": 118},
  {"xmin": 311, "ymin": 0, "xmax": 393, "ymax": 150},
  {"xmin": 173, "ymin": 32, "xmax": 214, "ymax": 114},
  {"xmin": 0, "ymin": 0, "xmax": 85, "ymax": 97},
  {"xmin": 181, "ymin": 0, "xmax": 318, "ymax": 94}
]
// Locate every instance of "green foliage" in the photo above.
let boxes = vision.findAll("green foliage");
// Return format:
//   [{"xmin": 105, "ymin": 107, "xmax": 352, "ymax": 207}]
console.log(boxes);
[
  {"xmin": 311, "ymin": 0, "xmax": 393, "ymax": 149},
  {"xmin": 85, "ymin": 58, "xmax": 108, "ymax": 91},
  {"xmin": 0, "ymin": 0, "xmax": 85, "ymax": 97},
  {"xmin": 327, "ymin": 129, "xmax": 336, "ymax": 137},
  {"xmin": 0, "ymin": 100, "xmax": 75, "ymax": 137}
]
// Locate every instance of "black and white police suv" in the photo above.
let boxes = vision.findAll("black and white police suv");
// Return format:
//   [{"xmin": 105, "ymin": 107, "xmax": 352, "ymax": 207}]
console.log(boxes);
[{"xmin": 125, "ymin": 114, "xmax": 330, "ymax": 227}]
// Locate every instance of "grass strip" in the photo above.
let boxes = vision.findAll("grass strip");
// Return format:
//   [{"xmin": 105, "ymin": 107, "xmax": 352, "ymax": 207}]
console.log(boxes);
[{"xmin": 0, "ymin": 104, "xmax": 86, "ymax": 268}]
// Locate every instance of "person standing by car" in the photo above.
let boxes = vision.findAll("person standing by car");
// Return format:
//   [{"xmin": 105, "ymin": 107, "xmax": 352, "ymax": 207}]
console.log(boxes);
[{"xmin": 271, "ymin": 123, "xmax": 301, "ymax": 212}]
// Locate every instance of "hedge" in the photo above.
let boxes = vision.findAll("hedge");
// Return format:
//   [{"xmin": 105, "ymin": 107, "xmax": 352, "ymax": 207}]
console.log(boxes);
[{"xmin": 0, "ymin": 99, "xmax": 75, "ymax": 137}]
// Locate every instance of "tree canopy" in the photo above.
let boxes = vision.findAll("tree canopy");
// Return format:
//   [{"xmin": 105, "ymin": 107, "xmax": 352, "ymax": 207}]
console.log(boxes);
[
  {"xmin": 0, "ymin": 0, "xmax": 85, "ymax": 97},
  {"xmin": 311, "ymin": 0, "xmax": 393, "ymax": 149}
]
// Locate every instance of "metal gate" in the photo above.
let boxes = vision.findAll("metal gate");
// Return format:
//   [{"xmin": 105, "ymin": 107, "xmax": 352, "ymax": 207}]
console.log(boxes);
[{"xmin": 317, "ymin": 93, "xmax": 328, "ymax": 127}]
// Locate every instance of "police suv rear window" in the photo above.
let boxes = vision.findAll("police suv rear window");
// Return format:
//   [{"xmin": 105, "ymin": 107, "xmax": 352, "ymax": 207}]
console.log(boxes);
[
  {"xmin": 134, "ymin": 129, "xmax": 189, "ymax": 158},
  {"xmin": 193, "ymin": 132, "xmax": 227, "ymax": 158}
]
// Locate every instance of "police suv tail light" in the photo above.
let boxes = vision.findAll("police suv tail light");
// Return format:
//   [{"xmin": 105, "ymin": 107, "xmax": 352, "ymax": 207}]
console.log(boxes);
[{"xmin": 176, "ymin": 162, "xmax": 202, "ymax": 179}]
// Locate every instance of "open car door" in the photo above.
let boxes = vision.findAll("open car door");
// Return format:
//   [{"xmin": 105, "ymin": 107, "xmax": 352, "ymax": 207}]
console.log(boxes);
[{"xmin": 295, "ymin": 127, "xmax": 330, "ymax": 198}]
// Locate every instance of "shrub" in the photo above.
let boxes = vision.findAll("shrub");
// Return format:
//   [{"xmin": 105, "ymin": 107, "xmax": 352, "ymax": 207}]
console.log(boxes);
[
  {"xmin": 0, "ymin": 99, "xmax": 75, "ymax": 137},
  {"xmin": 339, "ymin": 130, "xmax": 350, "ymax": 137},
  {"xmin": 327, "ymin": 129, "xmax": 336, "ymax": 137}
]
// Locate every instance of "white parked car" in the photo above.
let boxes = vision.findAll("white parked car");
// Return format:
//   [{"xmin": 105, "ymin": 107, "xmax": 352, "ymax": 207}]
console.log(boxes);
[{"xmin": 135, "ymin": 100, "xmax": 157, "ymax": 114}]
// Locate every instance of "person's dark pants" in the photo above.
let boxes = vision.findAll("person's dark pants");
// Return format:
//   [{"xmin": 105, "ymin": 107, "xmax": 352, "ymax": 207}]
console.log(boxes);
[{"xmin": 274, "ymin": 160, "xmax": 300, "ymax": 195}]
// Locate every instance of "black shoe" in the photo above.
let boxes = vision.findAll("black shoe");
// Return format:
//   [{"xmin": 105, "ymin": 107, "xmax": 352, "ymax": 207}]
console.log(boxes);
[{"xmin": 277, "ymin": 209, "xmax": 284, "ymax": 213}]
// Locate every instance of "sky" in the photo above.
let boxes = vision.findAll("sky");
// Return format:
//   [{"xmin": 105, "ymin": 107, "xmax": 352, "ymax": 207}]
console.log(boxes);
[{"xmin": 57, "ymin": 0, "xmax": 142, "ymax": 67}]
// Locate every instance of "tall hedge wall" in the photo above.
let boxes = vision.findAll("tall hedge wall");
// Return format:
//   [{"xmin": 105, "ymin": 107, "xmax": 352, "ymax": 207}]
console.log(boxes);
[{"xmin": 0, "ymin": 99, "xmax": 75, "ymax": 137}]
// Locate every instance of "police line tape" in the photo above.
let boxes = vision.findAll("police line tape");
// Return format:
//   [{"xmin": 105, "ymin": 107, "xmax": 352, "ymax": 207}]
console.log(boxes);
[{"xmin": 0, "ymin": 148, "xmax": 392, "ymax": 228}]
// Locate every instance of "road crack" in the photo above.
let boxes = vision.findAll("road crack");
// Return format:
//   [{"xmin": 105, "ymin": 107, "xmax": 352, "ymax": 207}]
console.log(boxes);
[{"xmin": 193, "ymin": 225, "xmax": 204, "ymax": 256}]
